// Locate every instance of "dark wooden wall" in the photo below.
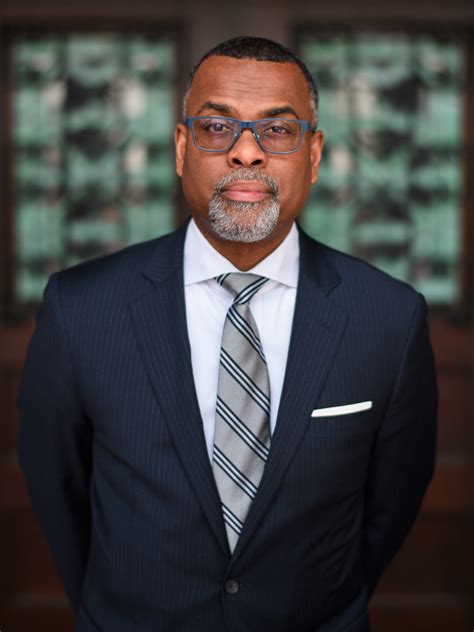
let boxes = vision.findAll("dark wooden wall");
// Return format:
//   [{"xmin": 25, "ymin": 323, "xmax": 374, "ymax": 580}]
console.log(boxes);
[{"xmin": 1, "ymin": 1, "xmax": 473, "ymax": 630}]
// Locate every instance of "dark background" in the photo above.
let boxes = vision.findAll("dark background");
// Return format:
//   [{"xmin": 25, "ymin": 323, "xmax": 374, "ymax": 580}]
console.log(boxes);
[{"xmin": 0, "ymin": 0, "xmax": 473, "ymax": 630}]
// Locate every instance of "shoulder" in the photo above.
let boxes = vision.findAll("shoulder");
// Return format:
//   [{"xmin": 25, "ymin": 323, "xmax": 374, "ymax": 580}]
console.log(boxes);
[
  {"xmin": 53, "ymin": 223, "xmax": 187, "ymax": 303},
  {"xmin": 299, "ymin": 227, "xmax": 424, "ymax": 312},
  {"xmin": 298, "ymin": 231, "xmax": 431, "ymax": 379}
]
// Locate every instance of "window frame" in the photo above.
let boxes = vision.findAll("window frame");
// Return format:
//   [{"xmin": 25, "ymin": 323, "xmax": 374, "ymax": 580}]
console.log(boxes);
[
  {"xmin": 293, "ymin": 22, "xmax": 474, "ymax": 322},
  {"xmin": 0, "ymin": 20, "xmax": 187, "ymax": 322}
]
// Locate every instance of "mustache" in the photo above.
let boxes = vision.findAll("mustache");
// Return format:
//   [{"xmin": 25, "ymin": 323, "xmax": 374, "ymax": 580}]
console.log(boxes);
[{"xmin": 213, "ymin": 168, "xmax": 279, "ymax": 197}]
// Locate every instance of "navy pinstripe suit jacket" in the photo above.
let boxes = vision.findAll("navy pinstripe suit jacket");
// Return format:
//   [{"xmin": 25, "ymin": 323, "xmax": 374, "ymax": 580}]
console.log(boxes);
[{"xmin": 18, "ymin": 220, "xmax": 437, "ymax": 632}]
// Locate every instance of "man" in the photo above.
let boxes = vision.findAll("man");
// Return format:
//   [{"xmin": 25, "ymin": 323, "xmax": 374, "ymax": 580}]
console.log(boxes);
[{"xmin": 18, "ymin": 36, "xmax": 437, "ymax": 632}]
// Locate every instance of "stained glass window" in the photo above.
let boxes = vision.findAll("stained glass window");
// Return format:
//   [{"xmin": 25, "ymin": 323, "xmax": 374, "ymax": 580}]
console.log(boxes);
[
  {"xmin": 10, "ymin": 32, "xmax": 178, "ymax": 305},
  {"xmin": 298, "ymin": 32, "xmax": 464, "ymax": 305}
]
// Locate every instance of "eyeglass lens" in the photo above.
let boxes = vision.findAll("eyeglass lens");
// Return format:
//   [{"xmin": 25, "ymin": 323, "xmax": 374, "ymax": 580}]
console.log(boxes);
[{"xmin": 192, "ymin": 117, "xmax": 303, "ymax": 152}]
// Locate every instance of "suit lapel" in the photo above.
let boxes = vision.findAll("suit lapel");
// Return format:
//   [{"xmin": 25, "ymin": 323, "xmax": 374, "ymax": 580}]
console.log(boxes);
[
  {"xmin": 129, "ymin": 222, "xmax": 228, "ymax": 554},
  {"xmin": 230, "ymin": 227, "xmax": 348, "ymax": 563},
  {"xmin": 128, "ymin": 222, "xmax": 348, "ymax": 562}
]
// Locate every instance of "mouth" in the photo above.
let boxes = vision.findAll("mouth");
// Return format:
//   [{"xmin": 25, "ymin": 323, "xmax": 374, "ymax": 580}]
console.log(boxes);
[{"xmin": 221, "ymin": 180, "xmax": 272, "ymax": 202}]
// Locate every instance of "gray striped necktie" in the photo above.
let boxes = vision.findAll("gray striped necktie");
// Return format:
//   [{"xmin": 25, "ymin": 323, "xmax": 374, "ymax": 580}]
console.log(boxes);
[{"xmin": 213, "ymin": 272, "xmax": 271, "ymax": 553}]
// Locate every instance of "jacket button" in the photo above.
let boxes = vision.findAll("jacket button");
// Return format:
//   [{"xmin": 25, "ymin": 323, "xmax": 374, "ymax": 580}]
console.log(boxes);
[{"xmin": 224, "ymin": 579, "xmax": 239, "ymax": 594}]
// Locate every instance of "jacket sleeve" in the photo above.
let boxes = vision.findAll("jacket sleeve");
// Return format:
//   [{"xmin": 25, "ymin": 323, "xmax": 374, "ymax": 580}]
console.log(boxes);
[
  {"xmin": 362, "ymin": 293, "xmax": 438, "ymax": 596},
  {"xmin": 17, "ymin": 271, "xmax": 93, "ymax": 611}
]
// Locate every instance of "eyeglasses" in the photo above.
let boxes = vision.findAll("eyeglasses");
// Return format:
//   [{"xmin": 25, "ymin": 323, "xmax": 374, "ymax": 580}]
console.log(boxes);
[{"xmin": 185, "ymin": 116, "xmax": 315, "ymax": 154}]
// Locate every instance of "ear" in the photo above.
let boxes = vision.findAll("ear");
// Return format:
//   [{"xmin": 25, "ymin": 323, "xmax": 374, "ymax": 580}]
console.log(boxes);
[
  {"xmin": 309, "ymin": 130, "xmax": 324, "ymax": 184},
  {"xmin": 175, "ymin": 122, "xmax": 188, "ymax": 178}
]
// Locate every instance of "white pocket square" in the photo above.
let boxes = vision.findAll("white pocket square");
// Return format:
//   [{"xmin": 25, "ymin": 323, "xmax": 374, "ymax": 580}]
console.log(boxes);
[{"xmin": 311, "ymin": 401, "xmax": 373, "ymax": 418}]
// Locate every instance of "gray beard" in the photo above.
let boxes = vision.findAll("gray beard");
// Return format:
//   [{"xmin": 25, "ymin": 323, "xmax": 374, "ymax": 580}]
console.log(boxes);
[{"xmin": 207, "ymin": 169, "xmax": 280, "ymax": 243}]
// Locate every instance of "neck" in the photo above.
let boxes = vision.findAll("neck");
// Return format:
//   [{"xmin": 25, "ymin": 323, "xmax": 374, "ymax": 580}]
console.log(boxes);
[{"xmin": 193, "ymin": 218, "xmax": 292, "ymax": 270}]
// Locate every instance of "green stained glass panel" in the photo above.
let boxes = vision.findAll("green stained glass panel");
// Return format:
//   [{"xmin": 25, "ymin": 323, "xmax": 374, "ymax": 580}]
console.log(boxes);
[
  {"xmin": 299, "ymin": 32, "xmax": 464, "ymax": 305},
  {"xmin": 12, "ymin": 32, "xmax": 178, "ymax": 305}
]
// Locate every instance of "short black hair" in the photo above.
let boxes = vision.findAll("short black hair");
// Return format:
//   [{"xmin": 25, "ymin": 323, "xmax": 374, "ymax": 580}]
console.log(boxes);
[{"xmin": 182, "ymin": 36, "xmax": 319, "ymax": 128}]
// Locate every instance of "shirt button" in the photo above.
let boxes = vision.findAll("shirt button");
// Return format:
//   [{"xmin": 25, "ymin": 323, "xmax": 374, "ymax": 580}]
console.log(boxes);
[{"xmin": 224, "ymin": 579, "xmax": 239, "ymax": 594}]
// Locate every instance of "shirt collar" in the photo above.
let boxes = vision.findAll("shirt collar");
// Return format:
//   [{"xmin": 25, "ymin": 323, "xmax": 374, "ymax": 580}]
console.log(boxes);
[{"xmin": 183, "ymin": 217, "xmax": 299, "ymax": 288}]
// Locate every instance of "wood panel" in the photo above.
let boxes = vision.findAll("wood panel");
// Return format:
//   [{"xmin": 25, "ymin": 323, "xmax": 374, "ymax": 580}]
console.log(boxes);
[
  {"xmin": 437, "ymin": 374, "xmax": 473, "ymax": 452},
  {"xmin": 377, "ymin": 514, "xmax": 471, "ymax": 594},
  {"xmin": 370, "ymin": 595, "xmax": 471, "ymax": 632},
  {"xmin": 1, "ymin": 595, "xmax": 74, "ymax": 632}
]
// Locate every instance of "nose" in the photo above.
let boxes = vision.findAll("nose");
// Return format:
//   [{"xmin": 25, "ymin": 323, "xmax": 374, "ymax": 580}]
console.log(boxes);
[{"xmin": 226, "ymin": 128, "xmax": 267, "ymax": 168}]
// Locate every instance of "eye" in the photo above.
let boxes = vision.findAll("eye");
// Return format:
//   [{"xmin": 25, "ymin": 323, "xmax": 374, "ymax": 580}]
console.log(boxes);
[
  {"xmin": 261, "ymin": 123, "xmax": 293, "ymax": 135},
  {"xmin": 203, "ymin": 121, "xmax": 232, "ymax": 133},
  {"xmin": 269, "ymin": 125, "xmax": 289, "ymax": 134}
]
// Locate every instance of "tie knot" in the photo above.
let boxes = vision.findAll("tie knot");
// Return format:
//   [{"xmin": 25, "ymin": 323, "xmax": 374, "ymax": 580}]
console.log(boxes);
[{"xmin": 215, "ymin": 273, "xmax": 269, "ymax": 305}]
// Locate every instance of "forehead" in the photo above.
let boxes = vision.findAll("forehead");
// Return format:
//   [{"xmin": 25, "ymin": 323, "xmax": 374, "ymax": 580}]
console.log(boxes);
[{"xmin": 186, "ymin": 56, "xmax": 312, "ymax": 119}]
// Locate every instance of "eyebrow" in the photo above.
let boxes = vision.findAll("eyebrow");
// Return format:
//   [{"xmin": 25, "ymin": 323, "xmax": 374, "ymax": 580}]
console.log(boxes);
[
  {"xmin": 195, "ymin": 101, "xmax": 301, "ymax": 120},
  {"xmin": 260, "ymin": 106, "xmax": 300, "ymax": 119},
  {"xmin": 196, "ymin": 101, "xmax": 234, "ymax": 116}
]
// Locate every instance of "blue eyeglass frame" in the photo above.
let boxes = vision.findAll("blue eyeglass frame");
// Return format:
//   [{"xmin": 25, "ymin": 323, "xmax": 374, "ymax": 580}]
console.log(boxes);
[{"xmin": 184, "ymin": 116, "xmax": 315, "ymax": 154}]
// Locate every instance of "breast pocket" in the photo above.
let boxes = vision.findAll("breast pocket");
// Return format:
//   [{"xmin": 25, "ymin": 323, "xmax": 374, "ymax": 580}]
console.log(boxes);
[
  {"xmin": 295, "ymin": 408, "xmax": 381, "ymax": 503},
  {"xmin": 308, "ymin": 405, "xmax": 379, "ymax": 437}
]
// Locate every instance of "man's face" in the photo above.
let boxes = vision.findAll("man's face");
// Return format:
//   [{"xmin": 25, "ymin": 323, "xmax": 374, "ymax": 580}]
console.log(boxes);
[{"xmin": 175, "ymin": 56, "xmax": 324, "ymax": 246}]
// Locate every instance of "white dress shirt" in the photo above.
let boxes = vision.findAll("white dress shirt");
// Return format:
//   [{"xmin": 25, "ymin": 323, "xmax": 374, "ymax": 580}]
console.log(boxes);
[{"xmin": 183, "ymin": 218, "xmax": 299, "ymax": 461}]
